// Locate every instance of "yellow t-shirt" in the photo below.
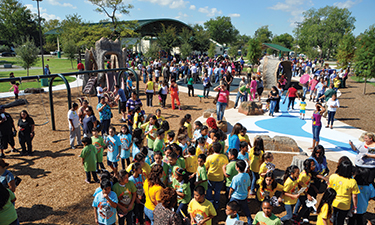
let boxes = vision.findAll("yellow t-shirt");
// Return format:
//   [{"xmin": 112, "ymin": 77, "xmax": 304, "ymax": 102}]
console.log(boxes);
[
  {"xmin": 249, "ymin": 148, "xmax": 263, "ymax": 173},
  {"xmin": 127, "ymin": 162, "xmax": 151, "ymax": 178},
  {"xmin": 156, "ymin": 115, "xmax": 165, "ymax": 121},
  {"xmin": 146, "ymin": 81, "xmax": 154, "ymax": 91},
  {"xmin": 184, "ymin": 122, "xmax": 193, "ymax": 139},
  {"xmin": 259, "ymin": 162, "xmax": 268, "ymax": 176},
  {"xmin": 256, "ymin": 177, "xmax": 284, "ymax": 201},
  {"xmin": 334, "ymin": 79, "xmax": 341, "ymax": 88},
  {"xmin": 196, "ymin": 145, "xmax": 207, "ymax": 156},
  {"xmin": 283, "ymin": 176, "xmax": 299, "ymax": 205},
  {"xmin": 188, "ymin": 199, "xmax": 217, "ymax": 225},
  {"xmin": 297, "ymin": 171, "xmax": 311, "ymax": 196},
  {"xmin": 205, "ymin": 153, "xmax": 229, "ymax": 182},
  {"xmin": 329, "ymin": 173, "xmax": 360, "ymax": 210},
  {"xmin": 238, "ymin": 134, "xmax": 250, "ymax": 144},
  {"xmin": 185, "ymin": 155, "xmax": 198, "ymax": 173},
  {"xmin": 317, "ymin": 203, "xmax": 333, "ymax": 225},
  {"xmin": 299, "ymin": 101, "xmax": 307, "ymax": 110},
  {"xmin": 143, "ymin": 179, "xmax": 163, "ymax": 210}
]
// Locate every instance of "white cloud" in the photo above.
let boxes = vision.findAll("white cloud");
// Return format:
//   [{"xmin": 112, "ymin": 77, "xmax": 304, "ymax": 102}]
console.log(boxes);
[
  {"xmin": 175, "ymin": 12, "xmax": 189, "ymax": 19},
  {"xmin": 189, "ymin": 5, "xmax": 196, "ymax": 10},
  {"xmin": 228, "ymin": 13, "xmax": 240, "ymax": 18},
  {"xmin": 45, "ymin": 0, "xmax": 77, "ymax": 9},
  {"xmin": 139, "ymin": 0, "xmax": 188, "ymax": 9},
  {"xmin": 198, "ymin": 6, "xmax": 222, "ymax": 17},
  {"xmin": 333, "ymin": 0, "xmax": 362, "ymax": 9},
  {"xmin": 25, "ymin": 4, "xmax": 61, "ymax": 21},
  {"xmin": 269, "ymin": 0, "xmax": 312, "ymax": 27}
]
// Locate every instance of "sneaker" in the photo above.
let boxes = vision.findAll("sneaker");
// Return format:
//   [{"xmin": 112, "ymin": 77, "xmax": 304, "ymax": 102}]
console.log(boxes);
[
  {"xmin": 71, "ymin": 146, "xmax": 76, "ymax": 149},
  {"xmin": 302, "ymin": 218, "xmax": 309, "ymax": 223},
  {"xmin": 11, "ymin": 148, "xmax": 18, "ymax": 153},
  {"xmin": 85, "ymin": 180, "xmax": 91, "ymax": 184}
]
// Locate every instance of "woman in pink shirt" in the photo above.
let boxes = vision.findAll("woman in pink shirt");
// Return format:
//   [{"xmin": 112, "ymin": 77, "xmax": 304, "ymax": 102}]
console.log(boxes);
[
  {"xmin": 250, "ymin": 76, "xmax": 257, "ymax": 101},
  {"xmin": 214, "ymin": 84, "xmax": 229, "ymax": 121}
]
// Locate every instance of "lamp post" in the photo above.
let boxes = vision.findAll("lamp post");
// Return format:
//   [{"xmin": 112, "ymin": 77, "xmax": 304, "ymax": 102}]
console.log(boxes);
[{"xmin": 33, "ymin": 0, "xmax": 45, "ymax": 75}]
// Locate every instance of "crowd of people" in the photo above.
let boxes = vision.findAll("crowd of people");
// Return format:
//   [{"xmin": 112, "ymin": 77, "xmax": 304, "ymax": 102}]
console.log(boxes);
[{"xmin": 0, "ymin": 53, "xmax": 373, "ymax": 225}]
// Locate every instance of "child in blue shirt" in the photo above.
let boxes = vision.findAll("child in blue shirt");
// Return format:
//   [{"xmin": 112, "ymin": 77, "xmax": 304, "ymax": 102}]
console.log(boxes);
[
  {"xmin": 348, "ymin": 167, "xmax": 375, "ymax": 225},
  {"xmin": 129, "ymin": 162, "xmax": 145, "ymax": 225},
  {"xmin": 192, "ymin": 121, "xmax": 203, "ymax": 144},
  {"xmin": 225, "ymin": 200, "xmax": 243, "ymax": 225},
  {"xmin": 237, "ymin": 141, "xmax": 249, "ymax": 170},
  {"xmin": 92, "ymin": 179, "xmax": 118, "ymax": 225},
  {"xmin": 229, "ymin": 160, "xmax": 252, "ymax": 224},
  {"xmin": 105, "ymin": 126, "xmax": 121, "ymax": 177},
  {"xmin": 118, "ymin": 125, "xmax": 132, "ymax": 170}
]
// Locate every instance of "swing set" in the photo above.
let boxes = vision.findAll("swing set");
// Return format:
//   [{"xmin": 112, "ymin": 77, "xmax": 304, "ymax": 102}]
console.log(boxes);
[{"xmin": 0, "ymin": 68, "xmax": 138, "ymax": 131}]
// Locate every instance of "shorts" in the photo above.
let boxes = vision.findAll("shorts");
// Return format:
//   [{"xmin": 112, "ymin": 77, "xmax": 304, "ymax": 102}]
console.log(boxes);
[
  {"xmin": 257, "ymin": 87, "xmax": 264, "ymax": 96},
  {"xmin": 120, "ymin": 102, "xmax": 127, "ymax": 113},
  {"xmin": 0, "ymin": 134, "xmax": 15, "ymax": 149},
  {"xmin": 107, "ymin": 160, "xmax": 118, "ymax": 168},
  {"xmin": 300, "ymin": 109, "xmax": 305, "ymax": 114}
]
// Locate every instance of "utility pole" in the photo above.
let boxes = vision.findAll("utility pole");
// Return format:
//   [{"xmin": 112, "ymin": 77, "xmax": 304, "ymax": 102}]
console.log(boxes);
[{"xmin": 33, "ymin": 0, "xmax": 45, "ymax": 75}]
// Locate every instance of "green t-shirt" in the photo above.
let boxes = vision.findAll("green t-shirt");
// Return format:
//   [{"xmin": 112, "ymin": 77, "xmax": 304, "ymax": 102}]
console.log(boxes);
[
  {"xmin": 177, "ymin": 157, "xmax": 186, "ymax": 169},
  {"xmin": 151, "ymin": 162, "xmax": 169, "ymax": 185},
  {"xmin": 172, "ymin": 178, "xmax": 191, "ymax": 204},
  {"xmin": 153, "ymin": 138, "xmax": 165, "ymax": 154},
  {"xmin": 0, "ymin": 189, "xmax": 17, "ymax": 225},
  {"xmin": 168, "ymin": 163, "xmax": 180, "ymax": 187},
  {"xmin": 92, "ymin": 136, "xmax": 105, "ymax": 163},
  {"xmin": 112, "ymin": 181, "xmax": 137, "ymax": 211},
  {"xmin": 239, "ymin": 85, "xmax": 250, "ymax": 94},
  {"xmin": 188, "ymin": 77, "xmax": 194, "ymax": 85},
  {"xmin": 80, "ymin": 144, "xmax": 97, "ymax": 172},
  {"xmin": 146, "ymin": 124, "xmax": 157, "ymax": 149},
  {"xmin": 225, "ymin": 160, "xmax": 238, "ymax": 187},
  {"xmin": 324, "ymin": 88, "xmax": 336, "ymax": 102},
  {"xmin": 197, "ymin": 165, "xmax": 208, "ymax": 190},
  {"xmin": 252, "ymin": 211, "xmax": 281, "ymax": 225}
]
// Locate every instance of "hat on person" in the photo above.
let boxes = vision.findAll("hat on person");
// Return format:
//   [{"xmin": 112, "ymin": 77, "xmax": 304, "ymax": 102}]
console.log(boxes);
[{"xmin": 0, "ymin": 159, "xmax": 9, "ymax": 168}]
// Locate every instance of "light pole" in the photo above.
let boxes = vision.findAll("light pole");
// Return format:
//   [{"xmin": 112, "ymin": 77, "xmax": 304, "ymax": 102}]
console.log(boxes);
[{"xmin": 33, "ymin": 0, "xmax": 45, "ymax": 75}]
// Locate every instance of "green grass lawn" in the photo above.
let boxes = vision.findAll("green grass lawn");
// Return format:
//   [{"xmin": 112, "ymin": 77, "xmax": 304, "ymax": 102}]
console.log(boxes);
[
  {"xmin": 350, "ymin": 76, "xmax": 375, "ymax": 87},
  {"xmin": 0, "ymin": 56, "xmax": 80, "ymax": 92}
]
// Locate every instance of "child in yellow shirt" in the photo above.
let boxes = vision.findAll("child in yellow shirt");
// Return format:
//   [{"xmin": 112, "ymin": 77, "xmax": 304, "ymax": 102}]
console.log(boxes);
[
  {"xmin": 196, "ymin": 137, "xmax": 208, "ymax": 156},
  {"xmin": 238, "ymin": 127, "xmax": 252, "ymax": 147},
  {"xmin": 316, "ymin": 188, "xmax": 337, "ymax": 225},
  {"xmin": 188, "ymin": 186, "xmax": 217, "ymax": 225},
  {"xmin": 249, "ymin": 137, "xmax": 264, "ymax": 195},
  {"xmin": 280, "ymin": 165, "xmax": 300, "ymax": 224},
  {"xmin": 259, "ymin": 152, "xmax": 275, "ymax": 177}
]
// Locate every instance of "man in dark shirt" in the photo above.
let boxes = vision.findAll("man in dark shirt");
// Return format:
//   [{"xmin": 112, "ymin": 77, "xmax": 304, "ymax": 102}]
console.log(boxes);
[
  {"xmin": 0, "ymin": 105, "xmax": 16, "ymax": 158},
  {"xmin": 114, "ymin": 85, "xmax": 127, "ymax": 123}
]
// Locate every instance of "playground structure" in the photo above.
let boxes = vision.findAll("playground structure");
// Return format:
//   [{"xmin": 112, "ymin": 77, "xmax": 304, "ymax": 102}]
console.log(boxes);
[
  {"xmin": 0, "ymin": 68, "xmax": 138, "ymax": 131},
  {"xmin": 258, "ymin": 55, "xmax": 293, "ymax": 89}
]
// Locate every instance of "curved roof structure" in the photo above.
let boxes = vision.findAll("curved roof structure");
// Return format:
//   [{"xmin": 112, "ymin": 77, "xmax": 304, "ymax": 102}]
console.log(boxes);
[{"xmin": 45, "ymin": 18, "xmax": 193, "ymax": 37}]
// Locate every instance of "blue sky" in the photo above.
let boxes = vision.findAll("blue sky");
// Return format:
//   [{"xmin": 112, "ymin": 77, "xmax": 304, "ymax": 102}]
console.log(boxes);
[{"xmin": 24, "ymin": 0, "xmax": 374, "ymax": 37}]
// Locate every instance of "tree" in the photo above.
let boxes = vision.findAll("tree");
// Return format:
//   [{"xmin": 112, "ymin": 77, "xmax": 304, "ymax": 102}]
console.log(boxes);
[
  {"xmin": 272, "ymin": 33, "xmax": 294, "ymax": 49},
  {"xmin": 208, "ymin": 43, "xmax": 216, "ymax": 58},
  {"xmin": 88, "ymin": 0, "xmax": 134, "ymax": 38},
  {"xmin": 254, "ymin": 25, "xmax": 273, "ymax": 44},
  {"xmin": 228, "ymin": 44, "xmax": 239, "ymax": 58},
  {"xmin": 144, "ymin": 42, "xmax": 159, "ymax": 60},
  {"xmin": 0, "ymin": 45, "xmax": 10, "ymax": 52},
  {"xmin": 204, "ymin": 16, "xmax": 239, "ymax": 45},
  {"xmin": 295, "ymin": 6, "xmax": 356, "ymax": 59},
  {"xmin": 247, "ymin": 38, "xmax": 262, "ymax": 65},
  {"xmin": 354, "ymin": 25, "xmax": 375, "ymax": 94},
  {"xmin": 43, "ymin": 19, "xmax": 60, "ymax": 51},
  {"xmin": 180, "ymin": 43, "xmax": 192, "ymax": 60},
  {"xmin": 191, "ymin": 24, "xmax": 210, "ymax": 53},
  {"xmin": 179, "ymin": 27, "xmax": 193, "ymax": 59},
  {"xmin": 0, "ymin": 0, "xmax": 40, "ymax": 46},
  {"xmin": 156, "ymin": 24, "xmax": 178, "ymax": 55},
  {"xmin": 14, "ymin": 37, "xmax": 39, "ymax": 76},
  {"xmin": 63, "ymin": 40, "xmax": 77, "ymax": 69},
  {"xmin": 235, "ymin": 34, "xmax": 250, "ymax": 56},
  {"xmin": 336, "ymin": 29, "xmax": 356, "ymax": 69}
]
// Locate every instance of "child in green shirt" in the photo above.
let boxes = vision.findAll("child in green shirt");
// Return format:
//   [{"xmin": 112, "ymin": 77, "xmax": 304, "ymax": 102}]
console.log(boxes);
[
  {"xmin": 223, "ymin": 148, "xmax": 239, "ymax": 198},
  {"xmin": 80, "ymin": 137, "xmax": 99, "ymax": 183},
  {"xmin": 151, "ymin": 151, "xmax": 169, "ymax": 186},
  {"xmin": 167, "ymin": 151, "xmax": 180, "ymax": 187},
  {"xmin": 195, "ymin": 154, "xmax": 208, "ymax": 190},
  {"xmin": 91, "ymin": 127, "xmax": 106, "ymax": 172},
  {"xmin": 153, "ymin": 128, "xmax": 165, "ymax": 154},
  {"xmin": 173, "ymin": 168, "xmax": 191, "ymax": 218}
]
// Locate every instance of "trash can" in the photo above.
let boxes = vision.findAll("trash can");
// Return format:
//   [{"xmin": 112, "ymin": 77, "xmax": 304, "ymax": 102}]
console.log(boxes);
[
  {"xmin": 41, "ymin": 78, "xmax": 48, "ymax": 86},
  {"xmin": 57, "ymin": 51, "xmax": 61, "ymax": 58}
]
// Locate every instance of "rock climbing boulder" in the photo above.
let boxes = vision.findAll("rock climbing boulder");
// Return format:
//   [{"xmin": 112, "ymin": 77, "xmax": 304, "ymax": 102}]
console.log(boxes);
[
  {"xmin": 203, "ymin": 108, "xmax": 217, "ymax": 118},
  {"xmin": 255, "ymin": 135, "xmax": 300, "ymax": 152},
  {"xmin": 24, "ymin": 88, "xmax": 44, "ymax": 93},
  {"xmin": 238, "ymin": 101, "xmax": 264, "ymax": 115},
  {"xmin": 217, "ymin": 119, "xmax": 227, "ymax": 133}
]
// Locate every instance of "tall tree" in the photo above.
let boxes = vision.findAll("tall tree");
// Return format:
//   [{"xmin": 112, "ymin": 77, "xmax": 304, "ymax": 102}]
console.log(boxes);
[
  {"xmin": 43, "ymin": 19, "xmax": 60, "ymax": 52},
  {"xmin": 354, "ymin": 25, "xmax": 375, "ymax": 94},
  {"xmin": 88, "ymin": 0, "xmax": 134, "ymax": 38},
  {"xmin": 191, "ymin": 24, "xmax": 210, "ymax": 53},
  {"xmin": 14, "ymin": 37, "xmax": 39, "ymax": 76},
  {"xmin": 207, "ymin": 43, "xmax": 216, "ymax": 58},
  {"xmin": 179, "ymin": 27, "xmax": 193, "ymax": 59},
  {"xmin": 247, "ymin": 38, "xmax": 262, "ymax": 65},
  {"xmin": 63, "ymin": 39, "xmax": 77, "ymax": 69},
  {"xmin": 272, "ymin": 33, "xmax": 294, "ymax": 49},
  {"xmin": 156, "ymin": 24, "xmax": 178, "ymax": 55},
  {"xmin": 254, "ymin": 25, "xmax": 273, "ymax": 44},
  {"xmin": 204, "ymin": 16, "xmax": 239, "ymax": 45},
  {"xmin": 336, "ymin": 29, "xmax": 356, "ymax": 69},
  {"xmin": 294, "ymin": 6, "xmax": 355, "ymax": 59},
  {"xmin": 0, "ymin": 0, "xmax": 39, "ymax": 46}
]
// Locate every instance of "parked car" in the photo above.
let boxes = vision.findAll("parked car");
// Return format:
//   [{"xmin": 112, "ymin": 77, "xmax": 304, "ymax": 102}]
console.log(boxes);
[
  {"xmin": 50, "ymin": 50, "xmax": 59, "ymax": 55},
  {"xmin": 0, "ymin": 52, "xmax": 16, "ymax": 57}
]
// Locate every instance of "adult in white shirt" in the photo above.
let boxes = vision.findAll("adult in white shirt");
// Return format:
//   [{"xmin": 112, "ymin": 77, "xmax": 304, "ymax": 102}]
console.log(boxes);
[
  {"xmin": 68, "ymin": 103, "xmax": 81, "ymax": 149},
  {"xmin": 96, "ymin": 83, "xmax": 106, "ymax": 104},
  {"xmin": 191, "ymin": 64, "xmax": 198, "ymax": 82},
  {"xmin": 326, "ymin": 93, "xmax": 340, "ymax": 129}
]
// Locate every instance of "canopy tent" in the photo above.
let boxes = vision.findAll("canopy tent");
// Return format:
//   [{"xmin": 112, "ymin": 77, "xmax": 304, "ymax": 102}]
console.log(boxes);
[{"xmin": 262, "ymin": 43, "xmax": 293, "ymax": 58}]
